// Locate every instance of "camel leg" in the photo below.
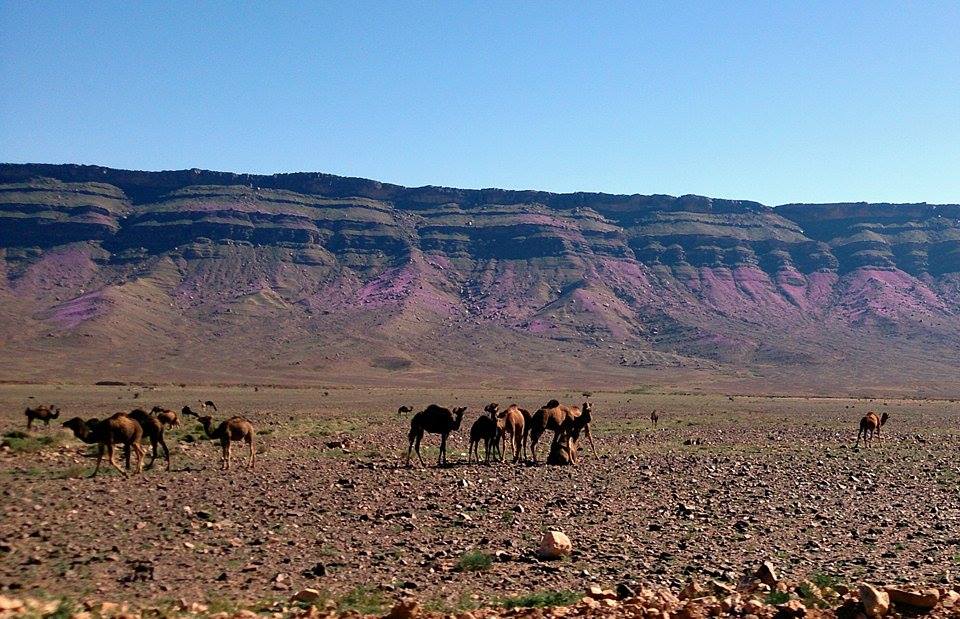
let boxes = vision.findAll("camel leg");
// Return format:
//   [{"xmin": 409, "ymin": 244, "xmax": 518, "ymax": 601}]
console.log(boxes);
[
  {"xmin": 146, "ymin": 438, "xmax": 158, "ymax": 469},
  {"xmin": 123, "ymin": 444, "xmax": 131, "ymax": 470},
  {"xmin": 584, "ymin": 426, "xmax": 597, "ymax": 458},
  {"xmin": 26, "ymin": 417, "xmax": 32, "ymax": 431},
  {"xmin": 405, "ymin": 436, "xmax": 415, "ymax": 467},
  {"xmin": 107, "ymin": 443, "xmax": 126, "ymax": 477},
  {"xmin": 247, "ymin": 435, "xmax": 255, "ymax": 469},
  {"xmin": 530, "ymin": 428, "xmax": 541, "ymax": 463},
  {"xmin": 133, "ymin": 443, "xmax": 144, "ymax": 475},
  {"xmin": 158, "ymin": 437, "xmax": 170, "ymax": 471},
  {"xmin": 415, "ymin": 434, "xmax": 425, "ymax": 467},
  {"xmin": 223, "ymin": 441, "xmax": 231, "ymax": 470},
  {"xmin": 855, "ymin": 428, "xmax": 863, "ymax": 449},
  {"xmin": 468, "ymin": 440, "xmax": 475, "ymax": 464},
  {"xmin": 438, "ymin": 434, "xmax": 447, "ymax": 467},
  {"xmin": 92, "ymin": 444, "xmax": 105, "ymax": 478}
]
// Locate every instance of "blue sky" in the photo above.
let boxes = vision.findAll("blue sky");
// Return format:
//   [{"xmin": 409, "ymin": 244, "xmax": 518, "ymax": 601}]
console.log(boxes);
[{"xmin": 1, "ymin": 1, "xmax": 958, "ymax": 205}]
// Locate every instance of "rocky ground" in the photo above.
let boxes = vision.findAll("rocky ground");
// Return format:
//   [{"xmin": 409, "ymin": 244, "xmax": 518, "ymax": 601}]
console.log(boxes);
[{"xmin": 2, "ymin": 385, "xmax": 960, "ymax": 616}]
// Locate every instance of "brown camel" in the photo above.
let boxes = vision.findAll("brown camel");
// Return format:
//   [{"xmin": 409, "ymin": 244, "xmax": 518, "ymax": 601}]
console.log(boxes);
[
  {"xmin": 650, "ymin": 410, "xmax": 660, "ymax": 428},
  {"xmin": 468, "ymin": 407, "xmax": 503, "ymax": 464},
  {"xmin": 127, "ymin": 409, "xmax": 171, "ymax": 471},
  {"xmin": 556, "ymin": 405, "xmax": 594, "ymax": 464},
  {"xmin": 527, "ymin": 401, "xmax": 596, "ymax": 463},
  {"xmin": 199, "ymin": 400, "xmax": 218, "ymax": 412},
  {"xmin": 62, "ymin": 414, "xmax": 144, "ymax": 478},
  {"xmin": 196, "ymin": 415, "xmax": 256, "ymax": 470},
  {"xmin": 150, "ymin": 406, "xmax": 180, "ymax": 429},
  {"xmin": 25, "ymin": 405, "xmax": 60, "ymax": 430},
  {"xmin": 405, "ymin": 405, "xmax": 467, "ymax": 467},
  {"xmin": 489, "ymin": 403, "xmax": 527, "ymax": 463},
  {"xmin": 855, "ymin": 411, "xmax": 889, "ymax": 449},
  {"xmin": 397, "ymin": 405, "xmax": 414, "ymax": 416}
]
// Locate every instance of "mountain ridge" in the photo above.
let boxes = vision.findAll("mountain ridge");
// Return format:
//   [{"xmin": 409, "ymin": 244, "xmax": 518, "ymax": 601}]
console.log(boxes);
[{"xmin": 2, "ymin": 162, "xmax": 960, "ymax": 396}]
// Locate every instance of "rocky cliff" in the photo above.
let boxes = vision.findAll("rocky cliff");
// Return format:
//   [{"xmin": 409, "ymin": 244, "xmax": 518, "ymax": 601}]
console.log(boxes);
[{"xmin": 2, "ymin": 163, "xmax": 959, "ymax": 393}]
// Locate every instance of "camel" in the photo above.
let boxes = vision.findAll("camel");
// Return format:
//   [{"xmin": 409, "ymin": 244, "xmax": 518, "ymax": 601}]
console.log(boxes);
[
  {"xmin": 855, "ymin": 411, "xmax": 889, "ymax": 449},
  {"xmin": 488, "ymin": 403, "xmax": 527, "ymax": 463},
  {"xmin": 199, "ymin": 400, "xmax": 218, "ymax": 412},
  {"xmin": 397, "ymin": 405, "xmax": 414, "ymax": 416},
  {"xmin": 527, "ymin": 401, "xmax": 596, "ymax": 463},
  {"xmin": 650, "ymin": 410, "xmax": 660, "ymax": 428},
  {"xmin": 405, "ymin": 405, "xmax": 467, "ymax": 467},
  {"xmin": 62, "ymin": 414, "xmax": 144, "ymax": 478},
  {"xmin": 468, "ymin": 407, "xmax": 503, "ymax": 464},
  {"xmin": 127, "ymin": 409, "xmax": 171, "ymax": 471},
  {"xmin": 556, "ymin": 404, "xmax": 594, "ymax": 464},
  {"xmin": 25, "ymin": 405, "xmax": 60, "ymax": 430},
  {"xmin": 150, "ymin": 406, "xmax": 180, "ymax": 429},
  {"xmin": 196, "ymin": 415, "xmax": 256, "ymax": 470}
]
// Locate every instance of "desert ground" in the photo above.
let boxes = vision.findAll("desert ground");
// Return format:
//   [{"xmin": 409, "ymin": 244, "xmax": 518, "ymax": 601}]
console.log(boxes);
[{"xmin": 1, "ymin": 384, "xmax": 959, "ymax": 615}]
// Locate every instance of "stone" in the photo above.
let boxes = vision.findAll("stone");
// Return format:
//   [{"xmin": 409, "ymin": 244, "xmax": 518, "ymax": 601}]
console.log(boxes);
[
  {"xmin": 292, "ymin": 589, "xmax": 324, "ymax": 604},
  {"xmin": 386, "ymin": 599, "xmax": 421, "ymax": 619},
  {"xmin": 883, "ymin": 587, "xmax": 939, "ymax": 609},
  {"xmin": 537, "ymin": 530, "xmax": 572, "ymax": 559},
  {"xmin": 858, "ymin": 584, "xmax": 890, "ymax": 618},
  {"xmin": 755, "ymin": 561, "xmax": 779, "ymax": 587}
]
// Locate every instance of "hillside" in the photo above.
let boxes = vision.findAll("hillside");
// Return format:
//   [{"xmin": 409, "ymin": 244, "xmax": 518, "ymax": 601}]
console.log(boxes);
[{"xmin": 2, "ymin": 163, "xmax": 960, "ymax": 395}]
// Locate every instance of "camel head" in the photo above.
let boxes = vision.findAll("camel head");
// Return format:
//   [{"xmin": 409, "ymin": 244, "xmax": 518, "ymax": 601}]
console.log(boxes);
[
  {"xmin": 151, "ymin": 406, "xmax": 165, "ymax": 414},
  {"xmin": 49, "ymin": 407, "xmax": 61, "ymax": 419},
  {"xmin": 880, "ymin": 412, "xmax": 889, "ymax": 426},
  {"xmin": 196, "ymin": 415, "xmax": 214, "ymax": 428},
  {"xmin": 452, "ymin": 406, "xmax": 467, "ymax": 429},
  {"xmin": 484, "ymin": 403, "xmax": 500, "ymax": 417},
  {"xmin": 181, "ymin": 406, "xmax": 198, "ymax": 418},
  {"xmin": 62, "ymin": 417, "xmax": 89, "ymax": 438},
  {"xmin": 582, "ymin": 402, "xmax": 593, "ymax": 416}
]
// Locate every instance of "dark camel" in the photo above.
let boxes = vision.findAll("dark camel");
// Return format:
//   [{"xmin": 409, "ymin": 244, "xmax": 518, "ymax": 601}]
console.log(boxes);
[
  {"xmin": 62, "ymin": 414, "xmax": 144, "ymax": 478},
  {"xmin": 468, "ymin": 407, "xmax": 502, "ymax": 464},
  {"xmin": 405, "ymin": 405, "xmax": 466, "ymax": 467},
  {"xmin": 127, "ymin": 409, "xmax": 171, "ymax": 471},
  {"xmin": 650, "ymin": 410, "xmax": 659, "ymax": 428},
  {"xmin": 397, "ymin": 405, "xmax": 414, "ymax": 416}
]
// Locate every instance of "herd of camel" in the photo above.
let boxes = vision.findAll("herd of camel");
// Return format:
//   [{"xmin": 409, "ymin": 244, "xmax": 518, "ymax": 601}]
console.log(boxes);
[
  {"xmin": 22, "ymin": 401, "xmax": 255, "ymax": 477},
  {"xmin": 403, "ymin": 400, "xmax": 598, "ymax": 468},
  {"xmin": 17, "ymin": 398, "xmax": 892, "ymax": 477}
]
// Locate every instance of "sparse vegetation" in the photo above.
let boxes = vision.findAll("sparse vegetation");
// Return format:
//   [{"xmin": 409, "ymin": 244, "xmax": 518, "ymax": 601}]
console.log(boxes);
[
  {"xmin": 498, "ymin": 590, "xmax": 580, "ymax": 609},
  {"xmin": 2, "ymin": 431, "xmax": 62, "ymax": 453},
  {"xmin": 337, "ymin": 587, "xmax": 386, "ymax": 615},
  {"xmin": 456, "ymin": 550, "xmax": 492, "ymax": 572}
]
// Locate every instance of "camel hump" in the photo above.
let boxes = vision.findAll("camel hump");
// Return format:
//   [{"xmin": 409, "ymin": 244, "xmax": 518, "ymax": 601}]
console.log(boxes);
[{"xmin": 545, "ymin": 399, "xmax": 560, "ymax": 409}]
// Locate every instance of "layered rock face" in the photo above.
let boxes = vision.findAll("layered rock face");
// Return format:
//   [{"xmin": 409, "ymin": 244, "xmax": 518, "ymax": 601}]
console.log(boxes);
[{"xmin": 1, "ymin": 163, "xmax": 959, "ymax": 392}]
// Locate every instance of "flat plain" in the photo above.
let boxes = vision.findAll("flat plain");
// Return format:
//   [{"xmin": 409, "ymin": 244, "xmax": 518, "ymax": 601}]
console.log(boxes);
[{"xmin": 1, "ymin": 384, "xmax": 959, "ymax": 613}]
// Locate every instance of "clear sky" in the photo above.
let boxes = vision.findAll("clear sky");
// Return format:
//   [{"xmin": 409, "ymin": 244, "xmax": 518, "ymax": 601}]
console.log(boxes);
[{"xmin": 1, "ymin": 1, "xmax": 958, "ymax": 205}]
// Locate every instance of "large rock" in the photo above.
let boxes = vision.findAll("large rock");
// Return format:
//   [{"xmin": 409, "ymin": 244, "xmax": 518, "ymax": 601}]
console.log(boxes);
[
  {"xmin": 859, "ymin": 583, "xmax": 890, "ymax": 618},
  {"xmin": 754, "ymin": 561, "xmax": 779, "ymax": 587},
  {"xmin": 538, "ymin": 530, "xmax": 572, "ymax": 559},
  {"xmin": 884, "ymin": 587, "xmax": 939, "ymax": 609}
]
